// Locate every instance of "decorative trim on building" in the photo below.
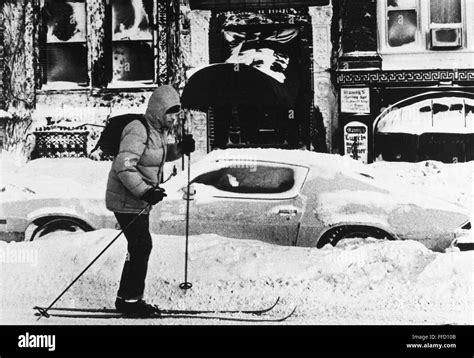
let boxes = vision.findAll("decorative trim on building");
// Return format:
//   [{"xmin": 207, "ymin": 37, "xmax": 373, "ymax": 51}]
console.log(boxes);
[
  {"xmin": 0, "ymin": 8, "xmax": 5, "ymax": 110},
  {"xmin": 218, "ymin": 8, "xmax": 313, "ymax": 27},
  {"xmin": 88, "ymin": 0, "xmax": 107, "ymax": 88},
  {"xmin": 337, "ymin": 69, "xmax": 474, "ymax": 86},
  {"xmin": 189, "ymin": 0, "xmax": 329, "ymax": 11},
  {"xmin": 166, "ymin": 0, "xmax": 185, "ymax": 89},
  {"xmin": 157, "ymin": 1, "xmax": 168, "ymax": 86},
  {"xmin": 309, "ymin": 5, "xmax": 335, "ymax": 152}
]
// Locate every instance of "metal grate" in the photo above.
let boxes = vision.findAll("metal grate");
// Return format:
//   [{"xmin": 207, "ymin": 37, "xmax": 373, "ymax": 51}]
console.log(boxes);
[{"xmin": 32, "ymin": 126, "xmax": 89, "ymax": 159}]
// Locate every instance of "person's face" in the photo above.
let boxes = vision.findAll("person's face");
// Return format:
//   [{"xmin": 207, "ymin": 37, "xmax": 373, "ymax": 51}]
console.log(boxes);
[{"xmin": 164, "ymin": 110, "xmax": 181, "ymax": 129}]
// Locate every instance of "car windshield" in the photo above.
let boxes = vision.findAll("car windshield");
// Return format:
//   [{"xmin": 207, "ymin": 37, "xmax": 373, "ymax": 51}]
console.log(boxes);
[{"xmin": 192, "ymin": 165, "xmax": 295, "ymax": 194}]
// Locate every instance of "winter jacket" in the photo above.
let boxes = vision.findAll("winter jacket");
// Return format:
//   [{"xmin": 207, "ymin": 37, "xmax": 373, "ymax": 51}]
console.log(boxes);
[{"xmin": 105, "ymin": 85, "xmax": 182, "ymax": 213}]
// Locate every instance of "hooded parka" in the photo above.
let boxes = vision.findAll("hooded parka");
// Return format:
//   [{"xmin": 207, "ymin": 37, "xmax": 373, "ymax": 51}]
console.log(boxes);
[{"xmin": 105, "ymin": 85, "xmax": 182, "ymax": 213}]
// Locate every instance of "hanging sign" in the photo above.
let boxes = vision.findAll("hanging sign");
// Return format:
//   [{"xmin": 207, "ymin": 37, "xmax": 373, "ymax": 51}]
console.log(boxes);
[
  {"xmin": 341, "ymin": 88, "xmax": 370, "ymax": 114},
  {"xmin": 344, "ymin": 121, "xmax": 368, "ymax": 163}
]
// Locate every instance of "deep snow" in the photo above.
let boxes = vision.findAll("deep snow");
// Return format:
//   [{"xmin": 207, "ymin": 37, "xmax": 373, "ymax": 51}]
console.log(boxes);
[
  {"xmin": 1, "ymin": 231, "xmax": 473, "ymax": 325},
  {"xmin": 0, "ymin": 152, "xmax": 473, "ymax": 325}
]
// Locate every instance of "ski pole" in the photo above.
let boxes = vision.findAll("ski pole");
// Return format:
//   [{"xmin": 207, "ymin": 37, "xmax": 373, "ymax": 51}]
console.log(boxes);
[
  {"xmin": 179, "ymin": 152, "xmax": 192, "ymax": 291},
  {"xmin": 35, "ymin": 205, "xmax": 150, "ymax": 320}
]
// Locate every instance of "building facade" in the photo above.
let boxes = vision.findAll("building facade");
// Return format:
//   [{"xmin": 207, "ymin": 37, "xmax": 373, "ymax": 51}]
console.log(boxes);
[
  {"xmin": 1, "ymin": 0, "xmax": 472, "ymax": 164},
  {"xmin": 334, "ymin": 0, "xmax": 474, "ymax": 163},
  {"xmin": 0, "ymin": 0, "xmax": 334, "ymax": 162},
  {"xmin": 0, "ymin": 0, "xmax": 187, "ymax": 160}
]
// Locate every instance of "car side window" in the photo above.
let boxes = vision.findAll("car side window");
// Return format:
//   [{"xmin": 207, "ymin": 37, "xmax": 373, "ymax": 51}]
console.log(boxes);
[{"xmin": 192, "ymin": 165, "xmax": 295, "ymax": 194}]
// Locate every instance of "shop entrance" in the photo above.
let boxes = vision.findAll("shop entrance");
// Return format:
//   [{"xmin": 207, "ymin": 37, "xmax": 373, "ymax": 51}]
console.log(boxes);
[{"xmin": 183, "ymin": 9, "xmax": 323, "ymax": 152}]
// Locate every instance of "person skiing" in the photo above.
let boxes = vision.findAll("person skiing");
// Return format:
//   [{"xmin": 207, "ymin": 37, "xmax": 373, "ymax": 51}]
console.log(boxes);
[{"xmin": 105, "ymin": 85, "xmax": 195, "ymax": 317}]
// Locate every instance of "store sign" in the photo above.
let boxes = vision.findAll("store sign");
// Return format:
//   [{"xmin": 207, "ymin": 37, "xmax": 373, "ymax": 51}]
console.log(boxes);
[
  {"xmin": 341, "ymin": 88, "xmax": 370, "ymax": 114},
  {"xmin": 344, "ymin": 121, "xmax": 368, "ymax": 163}
]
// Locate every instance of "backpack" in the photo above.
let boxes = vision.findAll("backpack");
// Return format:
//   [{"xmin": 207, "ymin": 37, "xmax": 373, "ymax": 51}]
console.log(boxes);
[{"xmin": 93, "ymin": 114, "xmax": 150, "ymax": 157}]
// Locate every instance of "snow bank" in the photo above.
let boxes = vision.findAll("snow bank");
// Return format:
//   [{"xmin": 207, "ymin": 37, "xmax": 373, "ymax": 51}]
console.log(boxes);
[
  {"xmin": 371, "ymin": 160, "xmax": 474, "ymax": 214},
  {"xmin": 1, "ymin": 158, "xmax": 111, "ymax": 200},
  {"xmin": 1, "ymin": 231, "xmax": 472, "ymax": 325}
]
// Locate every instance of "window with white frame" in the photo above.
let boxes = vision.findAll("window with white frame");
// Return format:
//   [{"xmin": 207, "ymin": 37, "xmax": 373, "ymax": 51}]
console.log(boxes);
[
  {"xmin": 429, "ymin": 0, "xmax": 463, "ymax": 48},
  {"xmin": 111, "ymin": 0, "xmax": 156, "ymax": 85},
  {"xmin": 381, "ymin": 0, "xmax": 467, "ymax": 51},
  {"xmin": 386, "ymin": 0, "xmax": 418, "ymax": 48},
  {"xmin": 40, "ymin": 0, "xmax": 159, "ymax": 89},
  {"xmin": 42, "ymin": 0, "xmax": 88, "ymax": 86}
]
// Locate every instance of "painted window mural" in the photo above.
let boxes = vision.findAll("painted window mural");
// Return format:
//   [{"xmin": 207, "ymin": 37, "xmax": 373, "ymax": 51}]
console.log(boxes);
[
  {"xmin": 223, "ymin": 28, "xmax": 299, "ymax": 84},
  {"xmin": 43, "ymin": 0, "xmax": 88, "ymax": 85},
  {"xmin": 111, "ymin": 0, "xmax": 155, "ymax": 84}
]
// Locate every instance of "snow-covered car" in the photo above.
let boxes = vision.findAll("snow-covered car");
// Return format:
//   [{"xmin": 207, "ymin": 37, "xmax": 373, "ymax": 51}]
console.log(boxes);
[{"xmin": 0, "ymin": 149, "xmax": 471, "ymax": 252}]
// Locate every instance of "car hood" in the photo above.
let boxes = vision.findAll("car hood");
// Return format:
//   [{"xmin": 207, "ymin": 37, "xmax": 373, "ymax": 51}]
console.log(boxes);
[
  {"xmin": 315, "ymin": 187, "xmax": 469, "ymax": 236},
  {"xmin": 311, "ymin": 168, "xmax": 469, "ymax": 237}
]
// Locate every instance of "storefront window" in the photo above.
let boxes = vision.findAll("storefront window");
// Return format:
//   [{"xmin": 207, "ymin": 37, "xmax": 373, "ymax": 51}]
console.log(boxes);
[
  {"xmin": 375, "ymin": 95, "xmax": 474, "ymax": 163},
  {"xmin": 387, "ymin": 0, "xmax": 418, "ymax": 47}
]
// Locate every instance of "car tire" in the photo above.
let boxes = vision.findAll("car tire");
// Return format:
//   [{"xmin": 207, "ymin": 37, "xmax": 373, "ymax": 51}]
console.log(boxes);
[
  {"xmin": 24, "ymin": 217, "xmax": 93, "ymax": 241},
  {"xmin": 316, "ymin": 225, "xmax": 393, "ymax": 249}
]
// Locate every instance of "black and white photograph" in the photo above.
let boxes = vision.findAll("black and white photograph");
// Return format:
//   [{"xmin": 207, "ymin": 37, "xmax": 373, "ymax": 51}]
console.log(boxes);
[{"xmin": 0, "ymin": 0, "xmax": 473, "ymax": 354}]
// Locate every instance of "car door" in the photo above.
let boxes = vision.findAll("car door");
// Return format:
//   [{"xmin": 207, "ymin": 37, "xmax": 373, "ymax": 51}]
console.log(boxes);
[{"xmin": 180, "ymin": 159, "xmax": 309, "ymax": 246}]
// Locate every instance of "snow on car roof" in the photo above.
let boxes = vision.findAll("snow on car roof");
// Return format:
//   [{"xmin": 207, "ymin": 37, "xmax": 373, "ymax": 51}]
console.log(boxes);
[{"xmin": 204, "ymin": 148, "xmax": 365, "ymax": 171}]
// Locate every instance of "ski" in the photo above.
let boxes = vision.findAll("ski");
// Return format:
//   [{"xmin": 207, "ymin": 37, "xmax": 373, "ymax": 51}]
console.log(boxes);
[
  {"xmin": 34, "ymin": 307, "xmax": 296, "ymax": 323},
  {"xmin": 34, "ymin": 297, "xmax": 280, "ymax": 316}
]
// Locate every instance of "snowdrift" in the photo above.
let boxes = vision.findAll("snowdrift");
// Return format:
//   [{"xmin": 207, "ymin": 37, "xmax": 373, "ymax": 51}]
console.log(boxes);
[{"xmin": 1, "ymin": 231, "xmax": 472, "ymax": 325}]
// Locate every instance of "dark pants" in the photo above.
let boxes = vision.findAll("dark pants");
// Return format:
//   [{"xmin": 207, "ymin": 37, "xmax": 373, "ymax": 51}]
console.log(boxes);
[{"xmin": 114, "ymin": 212, "xmax": 152, "ymax": 301}]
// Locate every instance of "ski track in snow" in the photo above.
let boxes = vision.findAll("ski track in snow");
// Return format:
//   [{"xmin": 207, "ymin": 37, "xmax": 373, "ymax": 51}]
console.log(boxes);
[{"xmin": 0, "ymin": 153, "xmax": 473, "ymax": 325}]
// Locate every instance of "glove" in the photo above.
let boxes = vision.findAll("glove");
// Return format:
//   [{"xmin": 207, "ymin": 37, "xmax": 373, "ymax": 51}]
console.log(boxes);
[
  {"xmin": 141, "ymin": 187, "xmax": 167, "ymax": 205},
  {"xmin": 178, "ymin": 134, "xmax": 195, "ymax": 156},
  {"xmin": 88, "ymin": 148, "xmax": 103, "ymax": 161}
]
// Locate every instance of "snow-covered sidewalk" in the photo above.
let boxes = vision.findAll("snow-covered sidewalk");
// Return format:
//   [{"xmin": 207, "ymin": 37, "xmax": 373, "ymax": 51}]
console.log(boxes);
[{"xmin": 1, "ymin": 230, "xmax": 472, "ymax": 325}]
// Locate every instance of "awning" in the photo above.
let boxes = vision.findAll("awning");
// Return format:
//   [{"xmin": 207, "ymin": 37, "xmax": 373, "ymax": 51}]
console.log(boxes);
[
  {"xmin": 189, "ymin": 0, "xmax": 330, "ymax": 10},
  {"xmin": 376, "ymin": 95, "xmax": 474, "ymax": 135},
  {"xmin": 181, "ymin": 63, "xmax": 299, "ymax": 112}
]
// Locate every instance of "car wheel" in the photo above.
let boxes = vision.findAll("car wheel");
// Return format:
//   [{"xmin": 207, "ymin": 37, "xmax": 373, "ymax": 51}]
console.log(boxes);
[
  {"xmin": 317, "ymin": 225, "xmax": 393, "ymax": 248},
  {"xmin": 25, "ymin": 217, "xmax": 93, "ymax": 241}
]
